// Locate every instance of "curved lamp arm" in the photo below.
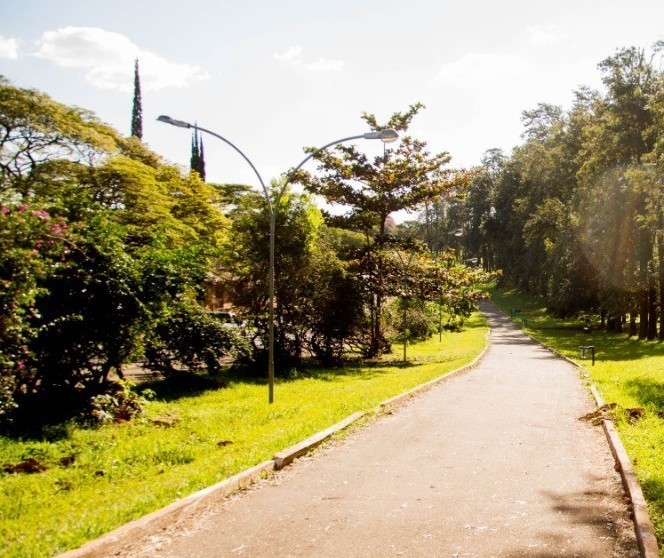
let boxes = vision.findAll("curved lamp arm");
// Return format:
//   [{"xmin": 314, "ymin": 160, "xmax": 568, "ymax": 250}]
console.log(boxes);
[
  {"xmin": 276, "ymin": 128, "xmax": 399, "ymax": 207},
  {"xmin": 157, "ymin": 115, "xmax": 272, "ymax": 211},
  {"xmin": 157, "ymin": 114, "xmax": 398, "ymax": 404}
]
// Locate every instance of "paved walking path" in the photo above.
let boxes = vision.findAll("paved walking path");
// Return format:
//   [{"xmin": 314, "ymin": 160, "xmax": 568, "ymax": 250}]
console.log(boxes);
[{"xmin": 120, "ymin": 302, "xmax": 638, "ymax": 557}]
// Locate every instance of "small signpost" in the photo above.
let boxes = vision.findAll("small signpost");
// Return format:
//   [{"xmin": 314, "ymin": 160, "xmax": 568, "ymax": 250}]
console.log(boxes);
[{"xmin": 579, "ymin": 345, "xmax": 595, "ymax": 366}]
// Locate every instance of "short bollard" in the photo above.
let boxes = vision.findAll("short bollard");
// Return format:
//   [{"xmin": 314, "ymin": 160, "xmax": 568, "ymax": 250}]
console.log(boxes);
[{"xmin": 579, "ymin": 345, "xmax": 595, "ymax": 366}]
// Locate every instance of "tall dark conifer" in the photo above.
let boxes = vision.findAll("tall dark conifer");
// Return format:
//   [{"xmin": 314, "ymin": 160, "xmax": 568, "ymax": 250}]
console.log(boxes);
[
  {"xmin": 198, "ymin": 132, "xmax": 206, "ymax": 182},
  {"xmin": 190, "ymin": 131, "xmax": 199, "ymax": 173},
  {"xmin": 190, "ymin": 129, "xmax": 206, "ymax": 181},
  {"xmin": 131, "ymin": 59, "xmax": 143, "ymax": 139}
]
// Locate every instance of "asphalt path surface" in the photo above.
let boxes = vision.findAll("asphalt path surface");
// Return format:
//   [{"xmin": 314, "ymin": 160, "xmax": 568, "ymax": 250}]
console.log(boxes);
[{"xmin": 119, "ymin": 301, "xmax": 638, "ymax": 557}]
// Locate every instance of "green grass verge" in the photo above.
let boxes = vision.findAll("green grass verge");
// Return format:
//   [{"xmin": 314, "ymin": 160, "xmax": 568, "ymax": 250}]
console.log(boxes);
[
  {"xmin": 0, "ymin": 313, "xmax": 487, "ymax": 558},
  {"xmin": 490, "ymin": 285, "xmax": 664, "ymax": 553}
]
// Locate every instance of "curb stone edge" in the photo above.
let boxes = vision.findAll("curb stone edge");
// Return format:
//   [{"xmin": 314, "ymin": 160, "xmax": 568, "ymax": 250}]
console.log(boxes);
[
  {"xmin": 57, "ymin": 317, "xmax": 492, "ymax": 558},
  {"xmin": 489, "ymin": 300, "xmax": 660, "ymax": 558}
]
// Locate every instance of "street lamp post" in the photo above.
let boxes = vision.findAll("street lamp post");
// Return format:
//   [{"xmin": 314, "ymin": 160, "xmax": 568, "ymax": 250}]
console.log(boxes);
[{"xmin": 157, "ymin": 115, "xmax": 398, "ymax": 402}]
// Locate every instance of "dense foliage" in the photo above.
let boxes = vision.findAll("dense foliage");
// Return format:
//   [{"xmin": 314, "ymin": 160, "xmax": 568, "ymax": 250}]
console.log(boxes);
[
  {"xmin": 0, "ymin": 78, "xmax": 488, "ymax": 429},
  {"xmin": 0, "ymin": 76, "xmax": 234, "ymax": 428},
  {"xmin": 296, "ymin": 104, "xmax": 479, "ymax": 356},
  {"xmin": 409, "ymin": 44, "xmax": 664, "ymax": 339}
]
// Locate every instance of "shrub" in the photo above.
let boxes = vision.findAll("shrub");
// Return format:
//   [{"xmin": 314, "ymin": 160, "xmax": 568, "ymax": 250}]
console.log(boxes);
[
  {"xmin": 308, "ymin": 266, "xmax": 365, "ymax": 365},
  {"xmin": 81, "ymin": 380, "xmax": 153, "ymax": 425},
  {"xmin": 386, "ymin": 298, "xmax": 437, "ymax": 342},
  {"xmin": 145, "ymin": 302, "xmax": 249, "ymax": 376}
]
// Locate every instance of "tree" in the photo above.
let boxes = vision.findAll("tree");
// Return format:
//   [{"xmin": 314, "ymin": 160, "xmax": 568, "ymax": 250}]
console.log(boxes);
[
  {"xmin": 0, "ymin": 76, "xmax": 118, "ymax": 191},
  {"xmin": 223, "ymin": 186, "xmax": 330, "ymax": 370},
  {"xmin": 0, "ymin": 77, "xmax": 237, "ymax": 428},
  {"xmin": 131, "ymin": 59, "xmax": 143, "ymax": 140},
  {"xmin": 296, "ymin": 104, "xmax": 472, "ymax": 356},
  {"xmin": 445, "ymin": 43, "xmax": 664, "ymax": 340},
  {"xmin": 578, "ymin": 47, "xmax": 660, "ymax": 337},
  {"xmin": 190, "ymin": 129, "xmax": 206, "ymax": 181}
]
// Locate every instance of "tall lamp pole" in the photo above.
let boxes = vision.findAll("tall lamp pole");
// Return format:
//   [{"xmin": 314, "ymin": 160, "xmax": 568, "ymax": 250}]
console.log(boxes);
[{"xmin": 157, "ymin": 115, "xmax": 398, "ymax": 403}]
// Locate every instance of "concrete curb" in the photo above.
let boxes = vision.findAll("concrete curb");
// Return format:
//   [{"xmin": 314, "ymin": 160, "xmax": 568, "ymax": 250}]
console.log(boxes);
[
  {"xmin": 273, "ymin": 411, "xmax": 366, "ymax": 470},
  {"xmin": 56, "ymin": 327, "xmax": 492, "ymax": 558},
  {"xmin": 58, "ymin": 459, "xmax": 275, "ymax": 558},
  {"xmin": 489, "ymin": 300, "xmax": 660, "ymax": 558},
  {"xmin": 590, "ymin": 385, "xmax": 661, "ymax": 558},
  {"xmin": 380, "ymin": 327, "xmax": 492, "ymax": 412}
]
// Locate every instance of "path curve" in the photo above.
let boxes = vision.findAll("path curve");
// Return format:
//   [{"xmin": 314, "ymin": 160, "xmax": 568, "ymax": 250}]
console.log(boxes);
[{"xmin": 119, "ymin": 301, "xmax": 639, "ymax": 557}]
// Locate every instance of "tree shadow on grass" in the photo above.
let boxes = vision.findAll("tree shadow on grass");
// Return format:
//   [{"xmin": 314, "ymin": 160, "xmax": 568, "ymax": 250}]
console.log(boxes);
[
  {"xmin": 308, "ymin": 359, "xmax": 420, "ymax": 383},
  {"xmin": 137, "ymin": 355, "xmax": 425, "ymax": 401},
  {"xmin": 624, "ymin": 376, "xmax": 664, "ymax": 411},
  {"xmin": 136, "ymin": 317, "xmax": 487, "ymax": 401},
  {"xmin": 138, "ymin": 370, "xmax": 229, "ymax": 402}
]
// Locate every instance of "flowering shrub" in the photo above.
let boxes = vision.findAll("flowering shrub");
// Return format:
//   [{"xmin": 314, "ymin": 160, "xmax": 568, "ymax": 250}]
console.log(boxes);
[{"xmin": 0, "ymin": 202, "xmax": 68, "ymax": 420}]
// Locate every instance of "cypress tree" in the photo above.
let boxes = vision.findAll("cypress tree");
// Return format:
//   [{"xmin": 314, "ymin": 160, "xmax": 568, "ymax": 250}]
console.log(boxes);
[
  {"xmin": 131, "ymin": 59, "xmax": 143, "ymax": 139},
  {"xmin": 190, "ymin": 130, "xmax": 200, "ymax": 173},
  {"xmin": 198, "ymin": 132, "xmax": 206, "ymax": 182},
  {"xmin": 190, "ymin": 129, "xmax": 206, "ymax": 181}
]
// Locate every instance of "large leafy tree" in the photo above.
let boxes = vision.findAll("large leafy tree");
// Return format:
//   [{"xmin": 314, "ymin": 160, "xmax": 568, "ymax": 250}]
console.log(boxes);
[
  {"xmin": 0, "ymin": 77, "xmax": 233, "ymax": 428},
  {"xmin": 223, "ymin": 185, "xmax": 358, "ymax": 369},
  {"xmin": 296, "ymin": 104, "xmax": 471, "ymax": 356},
  {"xmin": 298, "ymin": 103, "xmax": 467, "ymax": 235},
  {"xmin": 0, "ymin": 76, "xmax": 118, "ymax": 192}
]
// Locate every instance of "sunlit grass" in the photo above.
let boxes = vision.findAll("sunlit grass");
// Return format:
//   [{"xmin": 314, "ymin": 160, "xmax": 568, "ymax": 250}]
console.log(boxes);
[
  {"xmin": 490, "ymin": 285, "xmax": 664, "ymax": 552},
  {"xmin": 0, "ymin": 313, "xmax": 487, "ymax": 558}
]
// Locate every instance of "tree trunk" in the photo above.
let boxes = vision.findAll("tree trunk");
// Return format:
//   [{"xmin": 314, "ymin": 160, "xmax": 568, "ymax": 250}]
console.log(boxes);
[
  {"xmin": 638, "ymin": 226, "xmax": 654, "ymax": 339},
  {"xmin": 372, "ymin": 291, "xmax": 383, "ymax": 357},
  {"xmin": 638, "ymin": 290, "xmax": 649, "ymax": 339},
  {"xmin": 608, "ymin": 315, "xmax": 623, "ymax": 333},
  {"xmin": 648, "ymin": 286, "xmax": 657, "ymax": 340},
  {"xmin": 629, "ymin": 311, "xmax": 637, "ymax": 337},
  {"xmin": 659, "ymin": 232, "xmax": 664, "ymax": 340},
  {"xmin": 614, "ymin": 316, "xmax": 624, "ymax": 334}
]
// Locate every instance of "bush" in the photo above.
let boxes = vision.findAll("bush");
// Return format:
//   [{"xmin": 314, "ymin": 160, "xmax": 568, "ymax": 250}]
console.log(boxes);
[
  {"xmin": 308, "ymin": 266, "xmax": 365, "ymax": 365},
  {"xmin": 145, "ymin": 302, "xmax": 249, "ymax": 376},
  {"xmin": 386, "ymin": 298, "xmax": 437, "ymax": 342},
  {"xmin": 0, "ymin": 203, "xmax": 220, "ymax": 429},
  {"xmin": 0, "ymin": 202, "xmax": 69, "ymax": 424},
  {"xmin": 81, "ymin": 380, "xmax": 153, "ymax": 426}
]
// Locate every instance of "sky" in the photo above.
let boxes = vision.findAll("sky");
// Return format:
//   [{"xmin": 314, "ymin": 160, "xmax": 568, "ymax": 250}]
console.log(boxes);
[{"xmin": 2, "ymin": 0, "xmax": 664, "ymax": 205}]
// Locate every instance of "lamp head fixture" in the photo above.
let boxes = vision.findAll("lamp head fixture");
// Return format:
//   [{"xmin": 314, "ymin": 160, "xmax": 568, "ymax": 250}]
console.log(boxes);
[
  {"xmin": 363, "ymin": 129, "xmax": 399, "ymax": 143},
  {"xmin": 156, "ymin": 115, "xmax": 191, "ymax": 129}
]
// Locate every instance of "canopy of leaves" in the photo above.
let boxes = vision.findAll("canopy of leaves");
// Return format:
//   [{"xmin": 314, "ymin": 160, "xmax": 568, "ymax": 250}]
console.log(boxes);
[
  {"xmin": 0, "ymin": 77, "xmax": 234, "ymax": 429},
  {"xmin": 295, "ymin": 103, "xmax": 472, "ymax": 236}
]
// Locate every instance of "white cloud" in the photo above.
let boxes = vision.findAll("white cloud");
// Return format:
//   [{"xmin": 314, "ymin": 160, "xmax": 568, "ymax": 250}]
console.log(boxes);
[
  {"xmin": 34, "ymin": 26, "xmax": 209, "ymax": 92},
  {"xmin": 306, "ymin": 58, "xmax": 345, "ymax": 72},
  {"xmin": 0, "ymin": 36, "xmax": 19, "ymax": 59},
  {"xmin": 274, "ymin": 45, "xmax": 303, "ymax": 64},
  {"xmin": 434, "ymin": 52, "xmax": 528, "ymax": 88},
  {"xmin": 274, "ymin": 45, "xmax": 345, "ymax": 73},
  {"xmin": 527, "ymin": 24, "xmax": 562, "ymax": 46}
]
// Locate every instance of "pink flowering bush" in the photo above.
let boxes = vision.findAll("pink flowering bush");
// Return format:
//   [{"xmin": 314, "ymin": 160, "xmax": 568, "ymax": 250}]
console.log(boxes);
[{"xmin": 0, "ymin": 203, "xmax": 68, "ymax": 419}]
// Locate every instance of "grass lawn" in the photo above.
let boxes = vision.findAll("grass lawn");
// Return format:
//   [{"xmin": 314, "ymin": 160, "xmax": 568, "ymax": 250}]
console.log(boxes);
[
  {"xmin": 489, "ymin": 285, "xmax": 664, "ymax": 552},
  {"xmin": 0, "ymin": 313, "xmax": 487, "ymax": 558}
]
